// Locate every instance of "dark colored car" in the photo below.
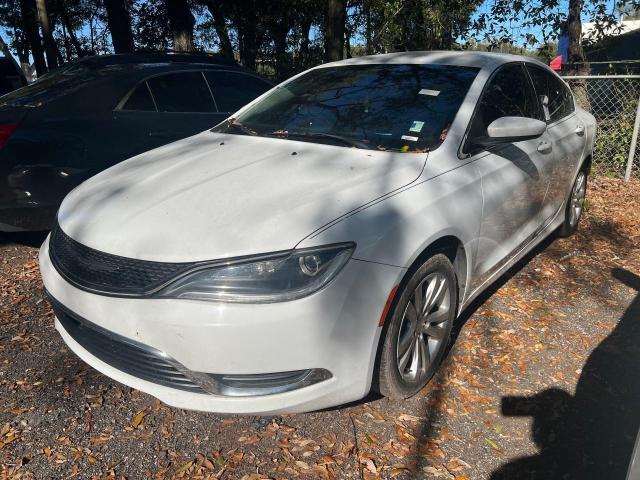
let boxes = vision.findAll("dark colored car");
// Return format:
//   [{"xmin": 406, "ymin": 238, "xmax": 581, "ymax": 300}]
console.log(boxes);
[
  {"xmin": 0, "ymin": 53, "xmax": 272, "ymax": 231},
  {"xmin": 0, "ymin": 56, "xmax": 27, "ymax": 96}
]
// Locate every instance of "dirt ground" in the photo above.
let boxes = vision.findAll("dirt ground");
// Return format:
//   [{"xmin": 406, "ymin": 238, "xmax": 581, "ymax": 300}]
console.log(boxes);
[{"xmin": 1, "ymin": 177, "xmax": 639, "ymax": 480}]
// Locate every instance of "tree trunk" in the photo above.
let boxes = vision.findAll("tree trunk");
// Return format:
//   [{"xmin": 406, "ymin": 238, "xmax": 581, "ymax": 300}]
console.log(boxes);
[
  {"xmin": 13, "ymin": 28, "xmax": 33, "ymax": 80},
  {"xmin": 324, "ymin": 0, "xmax": 346, "ymax": 62},
  {"xmin": 566, "ymin": 0, "xmax": 590, "ymax": 110},
  {"xmin": 204, "ymin": 0, "xmax": 234, "ymax": 60},
  {"xmin": 166, "ymin": 0, "xmax": 195, "ymax": 52},
  {"xmin": 364, "ymin": 1, "xmax": 372, "ymax": 55},
  {"xmin": 60, "ymin": 22, "xmax": 71, "ymax": 60},
  {"xmin": 237, "ymin": 23, "xmax": 259, "ymax": 70},
  {"xmin": 235, "ymin": 4, "xmax": 265, "ymax": 72},
  {"xmin": 104, "ymin": 0, "xmax": 135, "ymax": 54},
  {"xmin": 567, "ymin": 0, "xmax": 586, "ymax": 67},
  {"xmin": 273, "ymin": 29, "xmax": 288, "ymax": 80},
  {"xmin": 0, "ymin": 34, "xmax": 12, "ymax": 60},
  {"xmin": 36, "ymin": 0, "xmax": 58, "ymax": 70},
  {"xmin": 344, "ymin": 26, "xmax": 351, "ymax": 58},
  {"xmin": 299, "ymin": 18, "xmax": 312, "ymax": 69},
  {"xmin": 62, "ymin": 17, "xmax": 84, "ymax": 57},
  {"xmin": 58, "ymin": 1, "xmax": 85, "ymax": 58},
  {"xmin": 19, "ymin": 0, "xmax": 46, "ymax": 75}
]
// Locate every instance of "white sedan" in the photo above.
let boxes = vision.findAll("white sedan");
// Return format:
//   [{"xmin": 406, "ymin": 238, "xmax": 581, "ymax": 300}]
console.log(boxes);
[{"xmin": 40, "ymin": 51, "xmax": 596, "ymax": 414}]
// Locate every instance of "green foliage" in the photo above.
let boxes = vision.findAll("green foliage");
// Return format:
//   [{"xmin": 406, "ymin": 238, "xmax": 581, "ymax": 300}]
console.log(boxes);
[
  {"xmin": 593, "ymin": 118, "xmax": 634, "ymax": 173},
  {"xmin": 131, "ymin": 0, "xmax": 170, "ymax": 52},
  {"xmin": 2, "ymin": 0, "xmax": 637, "ymax": 79},
  {"xmin": 361, "ymin": 0, "xmax": 482, "ymax": 52},
  {"xmin": 472, "ymin": 0, "xmax": 640, "ymax": 48}
]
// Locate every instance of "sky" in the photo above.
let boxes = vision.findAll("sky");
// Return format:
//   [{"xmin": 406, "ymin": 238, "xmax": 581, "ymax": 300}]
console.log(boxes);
[
  {"xmin": 470, "ymin": 0, "xmax": 622, "ymax": 46},
  {"xmin": 0, "ymin": 0, "xmax": 625, "ymax": 65}
]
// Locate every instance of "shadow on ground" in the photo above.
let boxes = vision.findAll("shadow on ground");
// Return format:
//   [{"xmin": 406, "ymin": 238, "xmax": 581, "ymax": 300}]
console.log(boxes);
[
  {"xmin": 491, "ymin": 267, "xmax": 640, "ymax": 480},
  {"xmin": 0, "ymin": 231, "xmax": 49, "ymax": 248}
]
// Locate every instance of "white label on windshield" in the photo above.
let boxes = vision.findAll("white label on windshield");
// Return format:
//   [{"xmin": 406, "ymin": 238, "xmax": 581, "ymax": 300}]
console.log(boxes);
[
  {"xmin": 419, "ymin": 89, "xmax": 440, "ymax": 96},
  {"xmin": 401, "ymin": 135, "xmax": 419, "ymax": 142},
  {"xmin": 409, "ymin": 121, "xmax": 424, "ymax": 133}
]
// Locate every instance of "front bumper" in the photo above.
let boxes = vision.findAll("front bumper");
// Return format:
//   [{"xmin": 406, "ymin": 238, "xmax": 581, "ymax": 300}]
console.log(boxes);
[{"xmin": 40, "ymin": 237, "xmax": 404, "ymax": 414}]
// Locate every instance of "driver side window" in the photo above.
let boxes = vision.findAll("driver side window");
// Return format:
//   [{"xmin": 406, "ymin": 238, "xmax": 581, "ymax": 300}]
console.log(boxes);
[{"xmin": 465, "ymin": 63, "xmax": 542, "ymax": 154}]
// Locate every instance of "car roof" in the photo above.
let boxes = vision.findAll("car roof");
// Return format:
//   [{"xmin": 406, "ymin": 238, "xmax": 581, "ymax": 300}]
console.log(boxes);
[
  {"xmin": 320, "ymin": 50, "xmax": 549, "ymax": 72},
  {"xmin": 75, "ymin": 52, "xmax": 240, "ymax": 69}
]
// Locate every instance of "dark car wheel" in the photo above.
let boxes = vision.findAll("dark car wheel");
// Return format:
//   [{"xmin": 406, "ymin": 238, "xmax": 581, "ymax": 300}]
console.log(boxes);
[
  {"xmin": 375, "ymin": 253, "xmax": 457, "ymax": 399},
  {"xmin": 558, "ymin": 167, "xmax": 588, "ymax": 238}
]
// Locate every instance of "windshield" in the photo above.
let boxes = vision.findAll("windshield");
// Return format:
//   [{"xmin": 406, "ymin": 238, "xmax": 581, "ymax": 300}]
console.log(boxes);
[{"xmin": 211, "ymin": 63, "xmax": 479, "ymax": 152}]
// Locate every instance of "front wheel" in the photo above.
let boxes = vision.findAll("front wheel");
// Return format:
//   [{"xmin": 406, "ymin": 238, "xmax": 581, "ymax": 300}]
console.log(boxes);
[
  {"xmin": 558, "ymin": 168, "xmax": 588, "ymax": 238},
  {"xmin": 374, "ymin": 254, "xmax": 457, "ymax": 399}
]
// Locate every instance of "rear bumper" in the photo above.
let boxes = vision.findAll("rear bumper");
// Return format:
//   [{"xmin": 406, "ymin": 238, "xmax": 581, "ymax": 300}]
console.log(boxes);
[{"xmin": 0, "ymin": 203, "xmax": 57, "ymax": 231}]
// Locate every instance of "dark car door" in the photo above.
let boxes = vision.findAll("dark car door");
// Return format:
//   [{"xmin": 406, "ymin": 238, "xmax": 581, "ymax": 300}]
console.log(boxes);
[{"xmin": 112, "ymin": 70, "xmax": 226, "ymax": 159}]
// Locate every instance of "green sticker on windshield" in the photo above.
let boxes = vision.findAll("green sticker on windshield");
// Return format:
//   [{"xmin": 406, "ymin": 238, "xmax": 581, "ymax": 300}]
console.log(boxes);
[{"xmin": 409, "ymin": 121, "xmax": 424, "ymax": 133}]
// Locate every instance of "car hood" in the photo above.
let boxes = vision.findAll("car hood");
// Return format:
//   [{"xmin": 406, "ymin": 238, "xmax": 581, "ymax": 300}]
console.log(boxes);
[{"xmin": 57, "ymin": 131, "xmax": 425, "ymax": 262}]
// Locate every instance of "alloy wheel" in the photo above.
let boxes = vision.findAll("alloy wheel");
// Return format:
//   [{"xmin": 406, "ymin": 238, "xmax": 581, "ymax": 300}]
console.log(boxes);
[
  {"xmin": 396, "ymin": 272, "xmax": 452, "ymax": 382},
  {"xmin": 569, "ymin": 171, "xmax": 586, "ymax": 227}
]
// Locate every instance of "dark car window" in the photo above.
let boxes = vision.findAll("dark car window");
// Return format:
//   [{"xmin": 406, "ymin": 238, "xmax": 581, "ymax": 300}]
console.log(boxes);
[
  {"xmin": 0, "ymin": 58, "xmax": 26, "ymax": 96},
  {"xmin": 526, "ymin": 65, "xmax": 574, "ymax": 123},
  {"xmin": 204, "ymin": 71, "xmax": 271, "ymax": 113},
  {"xmin": 465, "ymin": 63, "xmax": 542, "ymax": 152},
  {"xmin": 0, "ymin": 61, "xmax": 127, "ymax": 107},
  {"xmin": 212, "ymin": 64, "xmax": 479, "ymax": 152},
  {"xmin": 122, "ymin": 82, "xmax": 156, "ymax": 111},
  {"xmin": 146, "ymin": 72, "xmax": 215, "ymax": 113}
]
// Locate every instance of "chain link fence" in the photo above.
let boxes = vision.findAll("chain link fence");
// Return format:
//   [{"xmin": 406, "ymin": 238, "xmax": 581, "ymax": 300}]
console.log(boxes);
[{"xmin": 563, "ymin": 75, "xmax": 640, "ymax": 180}]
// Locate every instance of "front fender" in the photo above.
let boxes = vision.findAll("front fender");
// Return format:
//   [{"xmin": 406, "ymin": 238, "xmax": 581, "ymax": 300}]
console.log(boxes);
[{"xmin": 298, "ymin": 160, "xmax": 483, "ymax": 301}]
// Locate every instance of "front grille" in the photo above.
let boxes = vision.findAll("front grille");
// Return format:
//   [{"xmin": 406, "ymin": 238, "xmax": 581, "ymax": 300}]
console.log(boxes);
[
  {"xmin": 52, "ymin": 300, "xmax": 205, "ymax": 394},
  {"xmin": 49, "ymin": 223, "xmax": 196, "ymax": 295}
]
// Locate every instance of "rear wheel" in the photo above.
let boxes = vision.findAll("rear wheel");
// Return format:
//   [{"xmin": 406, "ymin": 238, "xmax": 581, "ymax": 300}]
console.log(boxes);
[
  {"xmin": 375, "ymin": 254, "xmax": 457, "ymax": 399},
  {"xmin": 558, "ymin": 167, "xmax": 588, "ymax": 238}
]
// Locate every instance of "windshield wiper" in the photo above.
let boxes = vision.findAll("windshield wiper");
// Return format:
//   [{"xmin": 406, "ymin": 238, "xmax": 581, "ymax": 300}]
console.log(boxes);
[
  {"xmin": 270, "ymin": 131, "xmax": 369, "ymax": 149},
  {"xmin": 225, "ymin": 118, "xmax": 258, "ymax": 136}
]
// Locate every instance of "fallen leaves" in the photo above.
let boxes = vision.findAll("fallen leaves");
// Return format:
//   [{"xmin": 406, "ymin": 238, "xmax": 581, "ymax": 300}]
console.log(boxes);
[
  {"xmin": 131, "ymin": 408, "xmax": 147, "ymax": 429},
  {"xmin": 0, "ymin": 177, "xmax": 638, "ymax": 479}
]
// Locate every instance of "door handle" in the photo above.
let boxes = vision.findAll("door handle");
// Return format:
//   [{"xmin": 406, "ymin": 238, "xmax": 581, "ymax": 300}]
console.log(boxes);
[
  {"xmin": 537, "ymin": 141, "xmax": 552, "ymax": 153},
  {"xmin": 574, "ymin": 124, "xmax": 585, "ymax": 135}
]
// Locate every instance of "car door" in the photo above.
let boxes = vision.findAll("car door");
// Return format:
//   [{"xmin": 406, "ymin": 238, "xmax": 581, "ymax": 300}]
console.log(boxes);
[
  {"xmin": 464, "ymin": 63, "xmax": 552, "ymax": 289},
  {"xmin": 112, "ymin": 71, "xmax": 226, "ymax": 160},
  {"xmin": 203, "ymin": 70, "xmax": 272, "ymax": 115},
  {"xmin": 526, "ymin": 64, "xmax": 585, "ymax": 220}
]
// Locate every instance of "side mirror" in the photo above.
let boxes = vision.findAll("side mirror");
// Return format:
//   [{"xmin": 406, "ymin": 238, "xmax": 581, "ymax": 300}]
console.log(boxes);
[{"xmin": 471, "ymin": 116, "xmax": 547, "ymax": 148}]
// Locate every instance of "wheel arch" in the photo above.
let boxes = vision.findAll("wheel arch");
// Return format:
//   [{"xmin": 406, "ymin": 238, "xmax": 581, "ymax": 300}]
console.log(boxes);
[
  {"xmin": 371, "ymin": 234, "xmax": 469, "ymax": 394},
  {"xmin": 384, "ymin": 234, "xmax": 470, "ymax": 325},
  {"xmin": 404, "ymin": 236, "xmax": 468, "ymax": 315},
  {"xmin": 581, "ymin": 153, "xmax": 592, "ymax": 175}
]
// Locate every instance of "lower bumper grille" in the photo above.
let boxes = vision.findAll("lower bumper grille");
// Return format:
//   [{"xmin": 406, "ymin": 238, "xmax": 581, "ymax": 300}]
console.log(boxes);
[
  {"xmin": 50, "ymin": 297, "xmax": 332, "ymax": 398},
  {"xmin": 52, "ymin": 300, "xmax": 206, "ymax": 394}
]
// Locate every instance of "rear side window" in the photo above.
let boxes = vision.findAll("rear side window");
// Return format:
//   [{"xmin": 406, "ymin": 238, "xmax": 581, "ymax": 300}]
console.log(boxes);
[
  {"xmin": 146, "ymin": 72, "xmax": 215, "ymax": 113},
  {"xmin": 204, "ymin": 71, "xmax": 271, "ymax": 113},
  {"xmin": 123, "ymin": 83, "xmax": 155, "ymax": 111},
  {"xmin": 526, "ymin": 66, "xmax": 574, "ymax": 123},
  {"xmin": 465, "ymin": 63, "xmax": 542, "ymax": 151}
]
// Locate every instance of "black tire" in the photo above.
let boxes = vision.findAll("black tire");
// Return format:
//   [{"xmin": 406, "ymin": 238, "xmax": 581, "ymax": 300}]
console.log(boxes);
[
  {"xmin": 558, "ymin": 166, "xmax": 588, "ymax": 238},
  {"xmin": 374, "ymin": 253, "xmax": 457, "ymax": 399}
]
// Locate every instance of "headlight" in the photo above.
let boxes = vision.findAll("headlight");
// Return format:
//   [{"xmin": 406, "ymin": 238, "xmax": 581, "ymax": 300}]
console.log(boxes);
[{"xmin": 156, "ymin": 243, "xmax": 355, "ymax": 303}]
